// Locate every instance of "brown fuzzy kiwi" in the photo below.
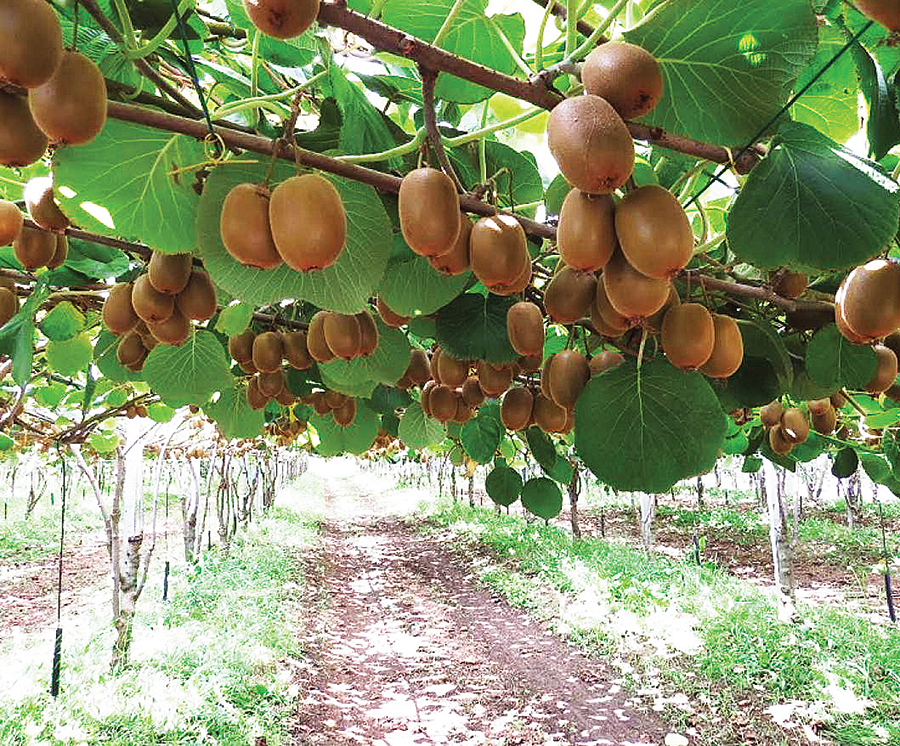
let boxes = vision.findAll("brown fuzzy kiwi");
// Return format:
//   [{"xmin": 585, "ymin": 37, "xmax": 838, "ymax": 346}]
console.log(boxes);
[
  {"xmin": 429, "ymin": 385, "xmax": 458, "ymax": 422},
  {"xmin": 772, "ymin": 271, "xmax": 808, "ymax": 299},
  {"xmin": 0, "ymin": 0, "xmax": 63, "ymax": 88},
  {"xmin": 239, "ymin": 359, "xmax": 258, "ymax": 375},
  {"xmin": 544, "ymin": 266, "xmax": 598, "ymax": 325},
  {"xmin": 258, "ymin": 369, "xmax": 286, "ymax": 398},
  {"xmin": 593, "ymin": 278, "xmax": 633, "ymax": 334},
  {"xmin": 661, "ymin": 303, "xmax": 715, "ymax": 370},
  {"xmin": 557, "ymin": 190, "xmax": 616, "ymax": 272},
  {"xmin": 323, "ymin": 312, "xmax": 362, "ymax": 360},
  {"xmin": 437, "ymin": 352, "xmax": 469, "ymax": 388},
  {"xmin": 518, "ymin": 353, "xmax": 543, "ymax": 373},
  {"xmin": 807, "ymin": 398, "xmax": 833, "ymax": 417},
  {"xmin": 835, "ymin": 301, "xmax": 869, "ymax": 344},
  {"xmin": 252, "ymin": 331, "xmax": 284, "ymax": 373},
  {"xmin": 866, "ymin": 344, "xmax": 898, "ymax": 394},
  {"xmin": 116, "ymin": 332, "xmax": 147, "ymax": 368},
  {"xmin": 29, "ymin": 51, "xmax": 107, "ymax": 146},
  {"xmin": 785, "ymin": 306, "xmax": 834, "ymax": 332},
  {"xmin": 395, "ymin": 374, "xmax": 413, "ymax": 390},
  {"xmin": 811, "ymin": 406, "xmax": 837, "ymax": 435},
  {"xmin": 275, "ymin": 387, "xmax": 296, "ymax": 407},
  {"xmin": 501, "ymin": 387, "xmax": 533, "ymax": 431},
  {"xmin": 601, "ymin": 249, "xmax": 671, "ymax": 321},
  {"xmin": 405, "ymin": 349, "xmax": 432, "ymax": 385},
  {"xmin": 132, "ymin": 274, "xmax": 175, "ymax": 324},
  {"xmin": 470, "ymin": 214, "xmax": 528, "ymax": 288},
  {"xmin": 246, "ymin": 377, "xmax": 269, "ymax": 410},
  {"xmin": 590, "ymin": 297, "xmax": 620, "ymax": 337},
  {"xmin": 835, "ymin": 259, "xmax": 900, "ymax": 342},
  {"xmin": 453, "ymin": 397, "xmax": 474, "ymax": 423},
  {"xmin": 759, "ymin": 400, "xmax": 784, "ymax": 427},
  {"xmin": 855, "ymin": 0, "xmax": 900, "ymax": 30},
  {"xmin": 356, "ymin": 311, "xmax": 379, "ymax": 356},
  {"xmin": 461, "ymin": 375, "xmax": 486, "ymax": 407},
  {"xmin": 282, "ymin": 331, "xmax": 312, "ymax": 370},
  {"xmin": 220, "ymin": 183, "xmax": 282, "ymax": 269},
  {"xmin": 547, "ymin": 350, "xmax": 590, "ymax": 409},
  {"xmin": 242, "ymin": 0, "xmax": 320, "ymax": 39},
  {"xmin": 700, "ymin": 314, "xmax": 744, "ymax": 379},
  {"xmin": 781, "ymin": 408, "xmax": 810, "ymax": 445},
  {"xmin": 13, "ymin": 225, "xmax": 56, "ymax": 271},
  {"xmin": 103, "ymin": 282, "xmax": 139, "ymax": 334},
  {"xmin": 533, "ymin": 392, "xmax": 568, "ymax": 433},
  {"xmin": 229, "ymin": 329, "xmax": 256, "ymax": 364},
  {"xmin": 0, "ymin": 92, "xmax": 47, "ymax": 167},
  {"xmin": 176, "ymin": 270, "xmax": 218, "ymax": 321},
  {"xmin": 0, "ymin": 276, "xmax": 14, "ymax": 292},
  {"xmin": 429, "ymin": 213, "xmax": 472, "ymax": 275},
  {"xmin": 0, "ymin": 287, "xmax": 18, "ymax": 326},
  {"xmin": 589, "ymin": 350, "xmax": 624, "ymax": 376},
  {"xmin": 581, "ymin": 41, "xmax": 664, "ymax": 119},
  {"xmin": 615, "ymin": 185, "xmax": 693, "ymax": 280},
  {"xmin": 398, "ymin": 167, "xmax": 461, "ymax": 257},
  {"xmin": 309, "ymin": 391, "xmax": 331, "ymax": 416},
  {"xmin": 333, "ymin": 398, "xmax": 357, "ymax": 427},
  {"xmin": 0, "ymin": 200, "xmax": 23, "ymax": 246},
  {"xmin": 306, "ymin": 311, "xmax": 335, "ymax": 363},
  {"xmin": 149, "ymin": 252, "xmax": 193, "ymax": 295},
  {"xmin": 546, "ymin": 94, "xmax": 634, "ymax": 194},
  {"xmin": 506, "ymin": 301, "xmax": 545, "ymax": 357},
  {"xmin": 476, "ymin": 360, "xmax": 514, "ymax": 397},
  {"xmin": 24, "ymin": 177, "xmax": 68, "ymax": 231},
  {"xmin": 884, "ymin": 330, "xmax": 900, "ymax": 361},
  {"xmin": 645, "ymin": 286, "xmax": 681, "ymax": 334},
  {"xmin": 769, "ymin": 424, "xmax": 794, "ymax": 455},
  {"xmin": 148, "ymin": 308, "xmax": 191, "ymax": 345},
  {"xmin": 830, "ymin": 391, "xmax": 847, "ymax": 410},
  {"xmin": 269, "ymin": 174, "xmax": 346, "ymax": 272},
  {"xmin": 489, "ymin": 249, "xmax": 532, "ymax": 296},
  {"xmin": 47, "ymin": 234, "xmax": 67, "ymax": 270},
  {"xmin": 376, "ymin": 296, "xmax": 409, "ymax": 328},
  {"xmin": 420, "ymin": 380, "xmax": 437, "ymax": 417}
]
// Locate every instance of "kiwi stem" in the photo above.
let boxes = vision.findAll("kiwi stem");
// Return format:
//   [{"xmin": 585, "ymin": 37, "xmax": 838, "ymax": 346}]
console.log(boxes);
[
  {"xmin": 124, "ymin": 0, "xmax": 196, "ymax": 60},
  {"xmin": 432, "ymin": 0, "xmax": 469, "ymax": 49},
  {"xmin": 839, "ymin": 388, "xmax": 868, "ymax": 418},
  {"xmin": 250, "ymin": 31, "xmax": 262, "ymax": 130},
  {"xmin": 636, "ymin": 327, "xmax": 648, "ymax": 370},
  {"xmin": 419, "ymin": 66, "xmax": 466, "ymax": 193},
  {"xmin": 534, "ymin": 0, "xmax": 556, "ymax": 72},
  {"xmin": 565, "ymin": 0, "xmax": 578, "ymax": 58},
  {"xmin": 212, "ymin": 72, "xmax": 328, "ymax": 120},
  {"xmin": 568, "ymin": 0, "xmax": 628, "ymax": 62},
  {"xmin": 111, "ymin": 0, "xmax": 139, "ymax": 51}
]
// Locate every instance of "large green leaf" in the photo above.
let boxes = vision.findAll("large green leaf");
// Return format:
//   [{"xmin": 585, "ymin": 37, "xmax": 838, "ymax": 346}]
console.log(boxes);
[
  {"xmin": 715, "ymin": 319, "xmax": 793, "ymax": 410},
  {"xmin": 197, "ymin": 160, "xmax": 393, "ymax": 312},
  {"xmin": 524, "ymin": 427, "xmax": 573, "ymax": 484},
  {"xmin": 46, "ymin": 334, "xmax": 93, "ymax": 377},
  {"xmin": 434, "ymin": 293, "xmax": 518, "ymax": 364},
  {"xmin": 39, "ymin": 302, "xmax": 84, "ymax": 342},
  {"xmin": 521, "ymin": 477, "xmax": 562, "ymax": 519},
  {"xmin": 485, "ymin": 465, "xmax": 522, "ymax": 507},
  {"xmin": 311, "ymin": 404, "xmax": 379, "ymax": 456},
  {"xmin": 805, "ymin": 325, "xmax": 876, "ymax": 391},
  {"xmin": 53, "ymin": 119, "xmax": 204, "ymax": 254},
  {"xmin": 727, "ymin": 123, "xmax": 900, "ymax": 272},
  {"xmin": 204, "ymin": 382, "xmax": 266, "ymax": 440},
  {"xmin": 0, "ymin": 277, "xmax": 50, "ymax": 388},
  {"xmin": 850, "ymin": 35, "xmax": 900, "ymax": 160},
  {"xmin": 575, "ymin": 358, "xmax": 727, "ymax": 492},
  {"xmin": 461, "ymin": 401, "xmax": 503, "ymax": 463},
  {"xmin": 319, "ymin": 320, "xmax": 411, "ymax": 397},
  {"xmin": 398, "ymin": 402, "xmax": 445, "ymax": 450},
  {"xmin": 142, "ymin": 330, "xmax": 233, "ymax": 407},
  {"xmin": 377, "ymin": 238, "xmax": 470, "ymax": 317},
  {"xmin": 624, "ymin": 0, "xmax": 817, "ymax": 146}
]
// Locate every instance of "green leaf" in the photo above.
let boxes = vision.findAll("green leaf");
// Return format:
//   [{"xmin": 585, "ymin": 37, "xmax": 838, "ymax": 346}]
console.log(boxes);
[
  {"xmin": 368, "ymin": 384, "xmax": 411, "ymax": 414},
  {"xmin": 461, "ymin": 401, "xmax": 503, "ymax": 464},
  {"xmin": 485, "ymin": 465, "xmax": 522, "ymax": 507},
  {"xmin": 142, "ymin": 330, "xmax": 233, "ymax": 407},
  {"xmin": 805, "ymin": 325, "xmax": 877, "ymax": 391},
  {"xmin": 204, "ymin": 382, "xmax": 265, "ymax": 440},
  {"xmin": 53, "ymin": 119, "xmax": 204, "ymax": 254},
  {"xmin": 47, "ymin": 238, "xmax": 130, "ymax": 283},
  {"xmin": 860, "ymin": 452, "xmax": 893, "ymax": 484},
  {"xmin": 727, "ymin": 122, "xmax": 900, "ymax": 272},
  {"xmin": 88, "ymin": 430, "xmax": 118, "ymax": 454},
  {"xmin": 575, "ymin": 358, "xmax": 727, "ymax": 492},
  {"xmin": 94, "ymin": 329, "xmax": 143, "ymax": 383},
  {"xmin": 197, "ymin": 159, "xmax": 393, "ymax": 313},
  {"xmin": 311, "ymin": 404, "xmax": 379, "ymax": 456},
  {"xmin": 46, "ymin": 333, "xmax": 93, "ymax": 377},
  {"xmin": 39, "ymin": 302, "xmax": 84, "ymax": 342},
  {"xmin": 398, "ymin": 402, "xmax": 445, "ymax": 450},
  {"xmin": 435, "ymin": 293, "xmax": 518, "ymax": 364},
  {"xmin": 850, "ymin": 37, "xmax": 900, "ymax": 160},
  {"xmin": 319, "ymin": 320, "xmax": 411, "ymax": 397},
  {"xmin": 215, "ymin": 302, "xmax": 254, "ymax": 337},
  {"xmin": 147, "ymin": 403, "xmax": 175, "ymax": 423},
  {"xmin": 832, "ymin": 447, "xmax": 859, "ymax": 478},
  {"xmin": 715, "ymin": 319, "xmax": 793, "ymax": 410},
  {"xmin": 35, "ymin": 382, "xmax": 67, "ymax": 408},
  {"xmin": 544, "ymin": 175, "xmax": 571, "ymax": 216},
  {"xmin": 0, "ymin": 276, "xmax": 50, "ymax": 388},
  {"xmin": 883, "ymin": 428, "xmax": 900, "ymax": 480},
  {"xmin": 624, "ymin": 0, "xmax": 817, "ymax": 146},
  {"xmin": 377, "ymin": 237, "xmax": 470, "ymax": 317},
  {"xmin": 448, "ymin": 140, "xmax": 544, "ymax": 215},
  {"xmin": 524, "ymin": 427, "xmax": 573, "ymax": 483},
  {"xmin": 521, "ymin": 477, "xmax": 563, "ymax": 519},
  {"xmin": 742, "ymin": 455, "xmax": 763, "ymax": 473}
]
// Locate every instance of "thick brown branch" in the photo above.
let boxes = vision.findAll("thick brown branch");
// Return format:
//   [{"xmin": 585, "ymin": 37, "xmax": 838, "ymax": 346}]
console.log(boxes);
[
  {"xmin": 680, "ymin": 271, "xmax": 834, "ymax": 313},
  {"xmin": 419, "ymin": 66, "xmax": 464, "ymax": 192}
]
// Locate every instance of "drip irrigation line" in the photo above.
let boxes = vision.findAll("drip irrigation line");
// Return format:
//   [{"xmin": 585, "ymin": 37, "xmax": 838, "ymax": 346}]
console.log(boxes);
[
  {"xmin": 168, "ymin": 0, "xmax": 216, "ymax": 140},
  {"xmin": 687, "ymin": 20, "xmax": 875, "ymax": 209},
  {"xmin": 51, "ymin": 443, "xmax": 68, "ymax": 698}
]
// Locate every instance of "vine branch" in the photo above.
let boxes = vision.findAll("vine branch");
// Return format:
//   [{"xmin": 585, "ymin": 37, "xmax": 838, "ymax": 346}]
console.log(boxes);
[{"xmin": 419, "ymin": 66, "xmax": 464, "ymax": 192}]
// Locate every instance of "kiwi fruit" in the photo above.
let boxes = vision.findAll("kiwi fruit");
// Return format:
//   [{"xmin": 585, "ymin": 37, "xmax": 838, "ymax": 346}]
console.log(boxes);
[
  {"xmin": 13, "ymin": 225, "xmax": 56, "ymax": 271},
  {"xmin": 176, "ymin": 270, "xmax": 218, "ymax": 321},
  {"xmin": 589, "ymin": 350, "xmax": 624, "ymax": 376},
  {"xmin": 132, "ymin": 274, "xmax": 175, "ymax": 324},
  {"xmin": 0, "ymin": 92, "xmax": 48, "ymax": 167},
  {"xmin": 239, "ymin": 360, "xmax": 258, "ymax": 375},
  {"xmin": 46, "ymin": 233, "xmax": 67, "ymax": 270},
  {"xmin": 258, "ymin": 369, "xmax": 286, "ymax": 398},
  {"xmin": 453, "ymin": 398, "xmax": 474, "ymax": 423},
  {"xmin": 518, "ymin": 353, "xmax": 543, "ymax": 373},
  {"xmin": 781, "ymin": 407, "xmax": 809, "ymax": 445},
  {"xmin": 506, "ymin": 301, "xmax": 545, "ymax": 357},
  {"xmin": 148, "ymin": 308, "xmax": 191, "ymax": 346},
  {"xmin": 601, "ymin": 250, "xmax": 671, "ymax": 321},
  {"xmin": 471, "ymin": 214, "xmax": 528, "ymax": 288},
  {"xmin": 759, "ymin": 400, "xmax": 784, "ymax": 428},
  {"xmin": 615, "ymin": 186, "xmax": 693, "ymax": 280},
  {"xmin": 116, "ymin": 332, "xmax": 147, "ymax": 369},
  {"xmin": 309, "ymin": 391, "xmax": 331, "ymax": 415},
  {"xmin": 252, "ymin": 330, "xmax": 284, "ymax": 373},
  {"xmin": 0, "ymin": 0, "xmax": 64, "ymax": 88},
  {"xmin": 24, "ymin": 177, "xmax": 68, "ymax": 231},
  {"xmin": 437, "ymin": 352, "xmax": 469, "ymax": 387},
  {"xmin": 836, "ymin": 259, "xmax": 900, "ymax": 342},
  {"xmin": 275, "ymin": 387, "xmax": 296, "ymax": 407},
  {"xmin": 229, "ymin": 329, "xmax": 256, "ymax": 364},
  {"xmin": 700, "ymin": 314, "xmax": 744, "ymax": 379},
  {"xmin": 220, "ymin": 183, "xmax": 282, "ymax": 269},
  {"xmin": 477, "ymin": 360, "xmax": 514, "ymax": 397},
  {"xmin": 593, "ymin": 278, "xmax": 633, "ymax": 335},
  {"xmin": 884, "ymin": 330, "xmax": 900, "ymax": 361},
  {"xmin": 581, "ymin": 42, "xmax": 664, "ymax": 120},
  {"xmin": 546, "ymin": 94, "xmax": 634, "ymax": 194},
  {"xmin": 269, "ymin": 174, "xmax": 346, "ymax": 272},
  {"xmin": 557, "ymin": 190, "xmax": 616, "ymax": 272},
  {"xmin": 429, "ymin": 213, "xmax": 472, "ymax": 275},
  {"xmin": 490, "ymin": 248, "xmax": 532, "ymax": 296},
  {"xmin": 405, "ymin": 349, "xmax": 432, "ymax": 385},
  {"xmin": 0, "ymin": 200, "xmax": 23, "ymax": 246},
  {"xmin": 282, "ymin": 331, "xmax": 312, "ymax": 370},
  {"xmin": 333, "ymin": 397, "xmax": 357, "ymax": 427},
  {"xmin": 323, "ymin": 312, "xmax": 362, "ymax": 360},
  {"xmin": 547, "ymin": 350, "xmax": 590, "ymax": 409},
  {"xmin": 835, "ymin": 300, "xmax": 868, "ymax": 344},
  {"xmin": 645, "ymin": 286, "xmax": 681, "ymax": 334},
  {"xmin": 768, "ymin": 425, "xmax": 793, "ymax": 455},
  {"xmin": 399, "ymin": 167, "xmax": 461, "ymax": 257},
  {"xmin": 420, "ymin": 380, "xmax": 437, "ymax": 417},
  {"xmin": 429, "ymin": 385, "xmax": 458, "ymax": 422},
  {"xmin": 307, "ymin": 310, "xmax": 335, "ymax": 363},
  {"xmin": 661, "ymin": 303, "xmax": 715, "ymax": 370},
  {"xmin": 855, "ymin": 0, "xmax": 900, "ymax": 30},
  {"xmin": 103, "ymin": 282, "xmax": 139, "ymax": 334},
  {"xmin": 533, "ymin": 392, "xmax": 568, "ymax": 434},
  {"xmin": 149, "ymin": 252, "xmax": 193, "ymax": 295},
  {"xmin": 246, "ymin": 377, "xmax": 269, "ymax": 410},
  {"xmin": 376, "ymin": 296, "xmax": 409, "ymax": 328},
  {"xmin": 545, "ymin": 266, "xmax": 598, "ymax": 325},
  {"xmin": 831, "ymin": 391, "xmax": 848, "ymax": 410},
  {"xmin": 771, "ymin": 271, "xmax": 808, "ymax": 299},
  {"xmin": 242, "ymin": 0, "xmax": 320, "ymax": 39},
  {"xmin": 356, "ymin": 311, "xmax": 379, "ymax": 356},
  {"xmin": 811, "ymin": 405, "xmax": 837, "ymax": 435},
  {"xmin": 0, "ymin": 276, "xmax": 14, "ymax": 292},
  {"xmin": 866, "ymin": 344, "xmax": 898, "ymax": 394},
  {"xmin": 461, "ymin": 375, "xmax": 485, "ymax": 407},
  {"xmin": 501, "ymin": 387, "xmax": 533, "ymax": 431},
  {"xmin": 0, "ymin": 287, "xmax": 19, "ymax": 326},
  {"xmin": 29, "ymin": 51, "xmax": 107, "ymax": 146}
]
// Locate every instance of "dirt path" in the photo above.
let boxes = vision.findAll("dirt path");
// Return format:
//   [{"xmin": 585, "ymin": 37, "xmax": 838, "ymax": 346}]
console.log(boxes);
[{"xmin": 290, "ymin": 480, "xmax": 667, "ymax": 745}]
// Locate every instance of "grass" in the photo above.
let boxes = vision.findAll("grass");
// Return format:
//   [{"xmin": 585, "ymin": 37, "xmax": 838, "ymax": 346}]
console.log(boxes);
[{"xmin": 422, "ymin": 500, "xmax": 900, "ymax": 746}]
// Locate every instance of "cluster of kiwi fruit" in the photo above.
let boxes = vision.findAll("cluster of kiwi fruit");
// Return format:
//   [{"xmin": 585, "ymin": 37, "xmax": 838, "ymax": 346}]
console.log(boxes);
[
  {"xmin": 305, "ymin": 308, "xmax": 379, "ymax": 362},
  {"xmin": 759, "ymin": 396, "xmax": 847, "ymax": 455},
  {"xmin": 0, "ymin": 0, "xmax": 107, "ymax": 167},
  {"xmin": 0, "ymin": 276, "xmax": 21, "ymax": 327},
  {"xmin": 266, "ymin": 416, "xmax": 308, "ymax": 447},
  {"xmin": 303, "ymin": 389, "xmax": 358, "ymax": 427},
  {"xmin": 220, "ymin": 174, "xmax": 347, "ymax": 273},
  {"xmin": 102, "ymin": 254, "xmax": 218, "ymax": 371},
  {"xmin": 228, "ymin": 328, "xmax": 311, "ymax": 409},
  {"xmin": 123, "ymin": 403, "xmax": 150, "ymax": 420},
  {"xmin": 0, "ymin": 180, "xmax": 70, "ymax": 275}
]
